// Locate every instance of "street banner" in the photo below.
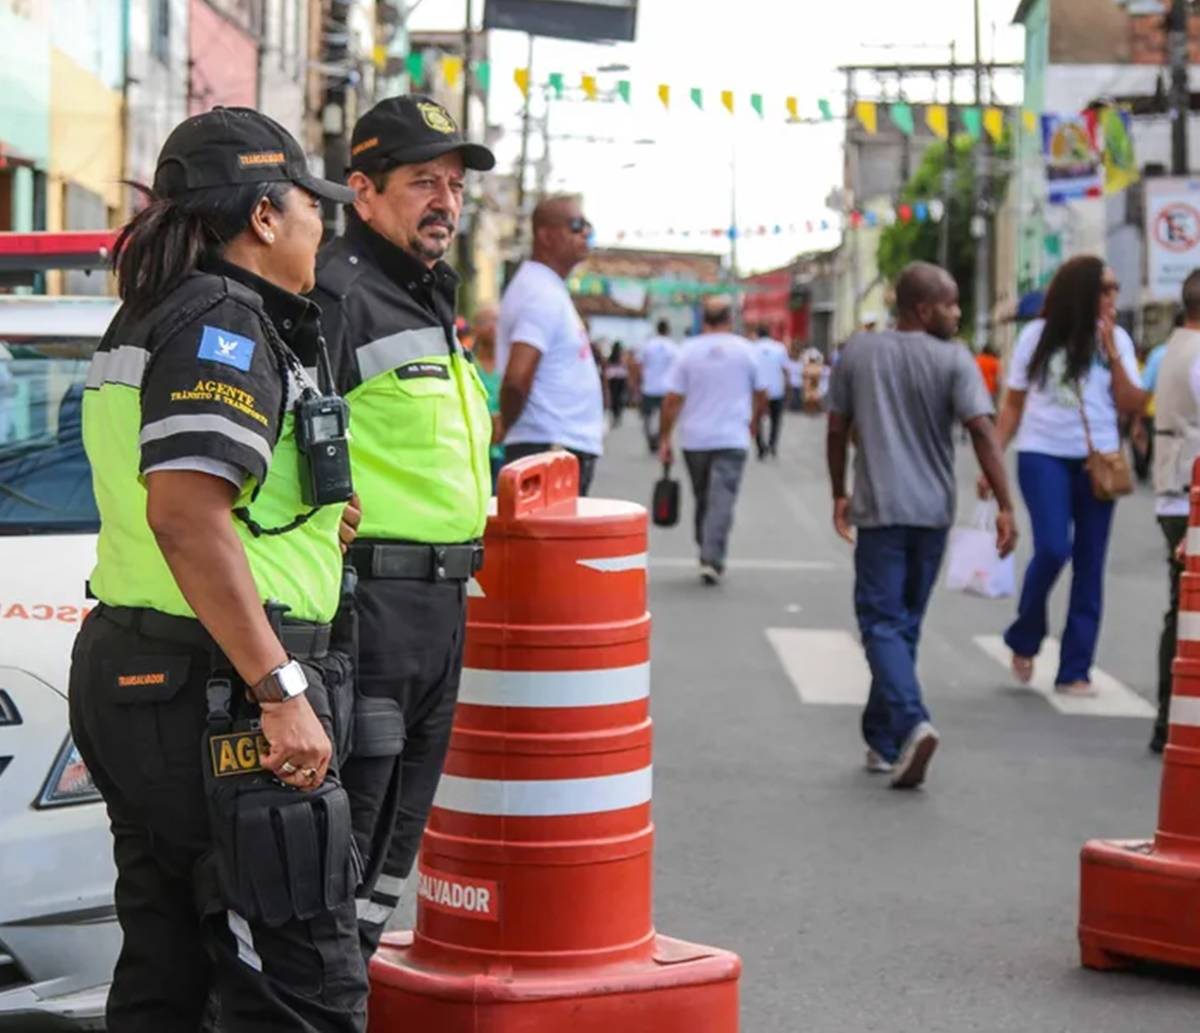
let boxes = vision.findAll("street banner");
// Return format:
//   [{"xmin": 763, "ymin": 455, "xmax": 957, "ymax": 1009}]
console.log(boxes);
[
  {"xmin": 1041, "ymin": 113, "xmax": 1103, "ymax": 204},
  {"xmin": 484, "ymin": 0, "xmax": 637, "ymax": 42},
  {"xmin": 1146, "ymin": 177, "xmax": 1200, "ymax": 302}
]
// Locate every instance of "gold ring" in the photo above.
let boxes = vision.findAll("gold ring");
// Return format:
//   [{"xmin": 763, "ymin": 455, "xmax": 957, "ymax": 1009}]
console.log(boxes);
[
  {"xmin": 280, "ymin": 761, "xmax": 298, "ymax": 775},
  {"xmin": 302, "ymin": 767, "xmax": 318, "ymax": 782}
]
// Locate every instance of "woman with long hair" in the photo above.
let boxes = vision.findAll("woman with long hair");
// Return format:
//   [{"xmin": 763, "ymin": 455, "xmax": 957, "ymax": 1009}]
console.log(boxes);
[
  {"xmin": 988, "ymin": 255, "xmax": 1147, "ymax": 694},
  {"xmin": 69, "ymin": 108, "xmax": 368, "ymax": 1030}
]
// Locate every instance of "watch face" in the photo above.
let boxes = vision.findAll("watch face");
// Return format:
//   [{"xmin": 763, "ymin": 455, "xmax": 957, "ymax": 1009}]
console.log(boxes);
[{"xmin": 278, "ymin": 661, "xmax": 308, "ymax": 698}]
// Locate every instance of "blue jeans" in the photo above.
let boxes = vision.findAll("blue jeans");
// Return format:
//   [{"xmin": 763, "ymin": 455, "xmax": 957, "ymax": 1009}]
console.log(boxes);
[
  {"xmin": 1004, "ymin": 451, "xmax": 1115, "ymax": 685},
  {"xmin": 854, "ymin": 526, "xmax": 949, "ymax": 762}
]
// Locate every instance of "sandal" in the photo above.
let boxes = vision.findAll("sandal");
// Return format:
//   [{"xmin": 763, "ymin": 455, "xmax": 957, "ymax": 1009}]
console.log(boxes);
[
  {"xmin": 1012, "ymin": 655, "xmax": 1034, "ymax": 685},
  {"xmin": 1054, "ymin": 681, "xmax": 1097, "ymax": 697}
]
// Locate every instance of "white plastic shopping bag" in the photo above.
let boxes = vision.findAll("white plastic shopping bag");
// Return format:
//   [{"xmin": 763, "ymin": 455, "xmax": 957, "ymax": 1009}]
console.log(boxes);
[{"xmin": 945, "ymin": 501, "xmax": 1015, "ymax": 599}]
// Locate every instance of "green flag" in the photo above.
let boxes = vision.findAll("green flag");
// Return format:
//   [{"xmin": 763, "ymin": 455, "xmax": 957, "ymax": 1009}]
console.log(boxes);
[
  {"xmin": 818, "ymin": 98, "xmax": 834, "ymax": 121},
  {"xmin": 618, "ymin": 79, "xmax": 631, "ymax": 104},
  {"xmin": 889, "ymin": 102, "xmax": 914, "ymax": 136},
  {"xmin": 750, "ymin": 93, "xmax": 763, "ymax": 118},
  {"xmin": 691, "ymin": 87, "xmax": 703, "ymax": 110},
  {"xmin": 474, "ymin": 59, "xmax": 490, "ymax": 93},
  {"xmin": 548, "ymin": 72, "xmax": 564, "ymax": 98},
  {"xmin": 962, "ymin": 107, "xmax": 982, "ymax": 140},
  {"xmin": 405, "ymin": 51, "xmax": 425, "ymax": 87}
]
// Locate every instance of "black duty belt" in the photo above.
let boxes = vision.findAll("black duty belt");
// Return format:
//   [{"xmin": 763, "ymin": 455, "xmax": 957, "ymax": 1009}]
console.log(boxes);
[
  {"xmin": 347, "ymin": 541, "xmax": 484, "ymax": 582},
  {"xmin": 96, "ymin": 604, "xmax": 331, "ymax": 659}
]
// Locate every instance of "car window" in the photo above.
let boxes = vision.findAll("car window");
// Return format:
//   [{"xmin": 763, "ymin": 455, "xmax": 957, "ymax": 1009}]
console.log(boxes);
[{"xmin": 0, "ymin": 336, "xmax": 99, "ymax": 533}]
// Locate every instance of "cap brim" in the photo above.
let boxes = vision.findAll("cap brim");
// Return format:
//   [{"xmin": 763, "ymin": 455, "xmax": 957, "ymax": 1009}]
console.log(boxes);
[
  {"xmin": 295, "ymin": 174, "xmax": 357, "ymax": 205},
  {"xmin": 352, "ymin": 140, "xmax": 497, "ymax": 173}
]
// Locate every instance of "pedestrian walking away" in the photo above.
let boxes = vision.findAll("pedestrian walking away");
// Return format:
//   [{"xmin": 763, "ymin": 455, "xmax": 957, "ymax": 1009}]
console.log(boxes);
[
  {"xmin": 1147, "ymin": 271, "xmax": 1200, "ymax": 752},
  {"xmin": 497, "ymin": 194, "xmax": 605, "ymax": 494},
  {"xmin": 309, "ymin": 94, "xmax": 495, "ymax": 963},
  {"xmin": 754, "ymin": 323, "xmax": 790, "ymax": 458},
  {"xmin": 988, "ymin": 256, "xmax": 1147, "ymax": 697},
  {"xmin": 68, "ymin": 107, "xmax": 368, "ymax": 1032},
  {"xmin": 658, "ymin": 295, "xmax": 768, "ymax": 586},
  {"xmin": 827, "ymin": 261, "xmax": 1016, "ymax": 790},
  {"xmin": 636, "ymin": 319, "xmax": 678, "ymax": 452},
  {"xmin": 605, "ymin": 341, "xmax": 630, "ymax": 427}
]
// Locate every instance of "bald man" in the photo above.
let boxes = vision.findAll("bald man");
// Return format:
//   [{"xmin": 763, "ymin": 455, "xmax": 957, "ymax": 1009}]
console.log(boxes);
[
  {"xmin": 497, "ymin": 194, "xmax": 604, "ymax": 493},
  {"xmin": 827, "ymin": 261, "xmax": 1016, "ymax": 789}
]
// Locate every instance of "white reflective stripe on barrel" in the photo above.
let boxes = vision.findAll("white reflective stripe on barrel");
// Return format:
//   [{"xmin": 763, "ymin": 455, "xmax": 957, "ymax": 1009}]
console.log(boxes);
[
  {"xmin": 458, "ymin": 663, "xmax": 650, "ymax": 708},
  {"xmin": 577, "ymin": 552, "xmax": 648, "ymax": 573},
  {"xmin": 1179, "ymin": 611, "xmax": 1200, "ymax": 642},
  {"xmin": 1170, "ymin": 695, "xmax": 1200, "ymax": 727},
  {"xmin": 1188, "ymin": 526, "xmax": 1200, "ymax": 555},
  {"xmin": 433, "ymin": 766, "xmax": 653, "ymax": 817}
]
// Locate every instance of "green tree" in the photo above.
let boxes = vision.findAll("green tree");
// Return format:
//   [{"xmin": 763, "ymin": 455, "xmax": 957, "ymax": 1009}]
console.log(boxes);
[{"xmin": 877, "ymin": 133, "xmax": 1010, "ymax": 342}]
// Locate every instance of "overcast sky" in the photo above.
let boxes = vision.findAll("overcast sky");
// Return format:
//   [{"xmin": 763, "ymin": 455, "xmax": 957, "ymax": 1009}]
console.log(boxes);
[{"xmin": 408, "ymin": 0, "xmax": 1026, "ymax": 273}]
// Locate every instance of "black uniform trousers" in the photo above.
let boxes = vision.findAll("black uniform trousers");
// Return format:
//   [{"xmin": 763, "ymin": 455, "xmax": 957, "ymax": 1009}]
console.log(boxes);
[
  {"xmin": 340, "ymin": 577, "xmax": 466, "ymax": 961},
  {"xmin": 68, "ymin": 607, "xmax": 367, "ymax": 1033}
]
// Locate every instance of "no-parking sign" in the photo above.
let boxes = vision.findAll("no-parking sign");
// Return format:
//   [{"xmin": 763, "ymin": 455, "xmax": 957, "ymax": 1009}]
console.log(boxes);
[{"xmin": 1146, "ymin": 177, "xmax": 1200, "ymax": 301}]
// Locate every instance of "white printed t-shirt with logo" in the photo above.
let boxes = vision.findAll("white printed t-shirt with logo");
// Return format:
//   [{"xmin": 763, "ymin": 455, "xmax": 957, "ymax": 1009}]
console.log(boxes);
[
  {"xmin": 497, "ymin": 260, "xmax": 604, "ymax": 456},
  {"xmin": 665, "ymin": 332, "xmax": 769, "ymax": 452},
  {"xmin": 755, "ymin": 337, "xmax": 790, "ymax": 400},
  {"xmin": 637, "ymin": 335, "xmax": 678, "ymax": 398}
]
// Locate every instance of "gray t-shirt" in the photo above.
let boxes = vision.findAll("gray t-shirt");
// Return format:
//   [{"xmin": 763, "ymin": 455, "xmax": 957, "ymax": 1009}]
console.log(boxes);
[{"xmin": 828, "ymin": 330, "xmax": 994, "ymax": 529}]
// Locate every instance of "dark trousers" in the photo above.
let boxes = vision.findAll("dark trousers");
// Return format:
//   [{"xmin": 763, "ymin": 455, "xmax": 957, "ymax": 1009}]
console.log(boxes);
[
  {"xmin": 1004, "ymin": 452, "xmax": 1116, "ymax": 685},
  {"xmin": 609, "ymin": 378, "xmax": 628, "ymax": 425},
  {"xmin": 854, "ymin": 526, "xmax": 949, "ymax": 762},
  {"xmin": 682, "ymin": 448, "xmax": 748, "ymax": 571},
  {"xmin": 756, "ymin": 397, "xmax": 785, "ymax": 457},
  {"xmin": 1157, "ymin": 515, "xmax": 1189, "ymax": 741},
  {"xmin": 640, "ymin": 394, "xmax": 664, "ymax": 452},
  {"xmin": 503, "ymin": 441, "xmax": 598, "ymax": 496},
  {"xmin": 340, "ymin": 577, "xmax": 465, "ymax": 962},
  {"xmin": 68, "ymin": 609, "xmax": 366, "ymax": 1033}
]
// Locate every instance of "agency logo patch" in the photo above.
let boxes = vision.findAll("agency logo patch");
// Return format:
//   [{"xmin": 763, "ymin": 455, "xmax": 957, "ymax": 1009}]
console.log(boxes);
[
  {"xmin": 198, "ymin": 325, "xmax": 256, "ymax": 372},
  {"xmin": 396, "ymin": 361, "xmax": 450, "ymax": 381},
  {"xmin": 418, "ymin": 102, "xmax": 457, "ymax": 135},
  {"xmin": 238, "ymin": 150, "xmax": 286, "ymax": 168},
  {"xmin": 209, "ymin": 731, "xmax": 270, "ymax": 777},
  {"xmin": 351, "ymin": 136, "xmax": 380, "ymax": 157}
]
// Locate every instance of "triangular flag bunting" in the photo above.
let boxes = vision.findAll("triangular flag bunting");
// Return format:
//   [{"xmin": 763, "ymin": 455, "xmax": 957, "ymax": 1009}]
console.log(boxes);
[
  {"xmin": 474, "ymin": 60, "xmax": 490, "ymax": 93},
  {"xmin": 406, "ymin": 51, "xmax": 425, "ymax": 87},
  {"xmin": 581, "ymin": 74, "xmax": 598, "ymax": 101},
  {"xmin": 618, "ymin": 79, "xmax": 631, "ymax": 104},
  {"xmin": 514, "ymin": 67, "xmax": 530, "ymax": 98},
  {"xmin": 750, "ymin": 93, "xmax": 763, "ymax": 118},
  {"xmin": 890, "ymin": 102, "xmax": 914, "ymax": 136},
  {"xmin": 983, "ymin": 107, "xmax": 1005, "ymax": 143},
  {"xmin": 691, "ymin": 87, "xmax": 704, "ymax": 110},
  {"xmin": 721, "ymin": 90, "xmax": 734, "ymax": 115},
  {"xmin": 786, "ymin": 96, "xmax": 798, "ymax": 121},
  {"xmin": 854, "ymin": 100, "xmax": 877, "ymax": 134},
  {"xmin": 818, "ymin": 98, "xmax": 834, "ymax": 121},
  {"xmin": 548, "ymin": 72, "xmax": 564, "ymax": 99},
  {"xmin": 441, "ymin": 55, "xmax": 463, "ymax": 89},
  {"xmin": 925, "ymin": 104, "xmax": 949, "ymax": 140},
  {"xmin": 962, "ymin": 107, "xmax": 982, "ymax": 140},
  {"xmin": 658, "ymin": 83, "xmax": 670, "ymax": 109}
]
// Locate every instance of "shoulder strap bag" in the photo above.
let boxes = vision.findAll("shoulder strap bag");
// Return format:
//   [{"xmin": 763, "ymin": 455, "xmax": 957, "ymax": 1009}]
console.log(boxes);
[{"xmin": 1075, "ymin": 381, "xmax": 1133, "ymax": 501}]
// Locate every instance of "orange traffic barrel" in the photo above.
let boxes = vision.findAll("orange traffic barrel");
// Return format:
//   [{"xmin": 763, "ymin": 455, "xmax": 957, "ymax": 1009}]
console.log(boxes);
[
  {"xmin": 1079, "ymin": 457, "xmax": 1200, "ymax": 971},
  {"xmin": 368, "ymin": 452, "xmax": 741, "ymax": 1031}
]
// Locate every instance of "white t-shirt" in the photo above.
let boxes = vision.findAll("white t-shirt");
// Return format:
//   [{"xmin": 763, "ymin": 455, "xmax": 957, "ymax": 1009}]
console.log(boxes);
[
  {"xmin": 665, "ymin": 332, "xmax": 768, "ymax": 451},
  {"xmin": 1007, "ymin": 318, "xmax": 1141, "ymax": 458},
  {"xmin": 498, "ymin": 260, "xmax": 604, "ymax": 455},
  {"xmin": 755, "ymin": 337, "xmax": 790, "ymax": 400},
  {"xmin": 786, "ymin": 357, "xmax": 803, "ymax": 389},
  {"xmin": 638, "ymin": 335, "xmax": 678, "ymax": 397},
  {"xmin": 1156, "ymin": 352, "xmax": 1200, "ymax": 517}
]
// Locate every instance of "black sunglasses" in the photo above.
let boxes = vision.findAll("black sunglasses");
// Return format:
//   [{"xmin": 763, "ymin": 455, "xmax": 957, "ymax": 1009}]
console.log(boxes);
[{"xmin": 567, "ymin": 216, "xmax": 593, "ymax": 234}]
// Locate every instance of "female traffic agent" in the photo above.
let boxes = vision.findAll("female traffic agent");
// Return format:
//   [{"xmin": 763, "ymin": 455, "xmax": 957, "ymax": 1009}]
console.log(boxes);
[
  {"xmin": 68, "ymin": 108, "xmax": 368, "ymax": 1032},
  {"xmin": 988, "ymin": 256, "xmax": 1147, "ymax": 695}
]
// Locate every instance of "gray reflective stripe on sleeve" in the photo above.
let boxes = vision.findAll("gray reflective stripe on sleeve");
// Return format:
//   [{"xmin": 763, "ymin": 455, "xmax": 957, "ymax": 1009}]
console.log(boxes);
[
  {"xmin": 140, "ymin": 413, "xmax": 272, "ymax": 469},
  {"xmin": 355, "ymin": 898, "xmax": 396, "ymax": 925},
  {"xmin": 355, "ymin": 327, "xmax": 447, "ymax": 381},
  {"xmin": 226, "ymin": 911, "xmax": 263, "ymax": 972},
  {"xmin": 143, "ymin": 456, "xmax": 246, "ymax": 487},
  {"xmin": 86, "ymin": 346, "xmax": 149, "ymax": 389},
  {"xmin": 375, "ymin": 873, "xmax": 406, "ymax": 898}
]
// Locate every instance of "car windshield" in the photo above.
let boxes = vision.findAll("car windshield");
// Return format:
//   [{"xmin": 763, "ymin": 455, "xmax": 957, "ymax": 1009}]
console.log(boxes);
[{"xmin": 0, "ymin": 335, "xmax": 98, "ymax": 534}]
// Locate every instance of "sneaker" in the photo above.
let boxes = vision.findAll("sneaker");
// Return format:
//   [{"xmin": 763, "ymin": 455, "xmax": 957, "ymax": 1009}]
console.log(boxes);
[
  {"xmin": 1149, "ymin": 728, "xmax": 1167, "ymax": 754},
  {"xmin": 699, "ymin": 563, "xmax": 721, "ymax": 586},
  {"xmin": 865, "ymin": 749, "xmax": 893, "ymax": 774},
  {"xmin": 1054, "ymin": 681, "xmax": 1097, "ymax": 698},
  {"xmin": 890, "ymin": 722, "xmax": 939, "ymax": 789}
]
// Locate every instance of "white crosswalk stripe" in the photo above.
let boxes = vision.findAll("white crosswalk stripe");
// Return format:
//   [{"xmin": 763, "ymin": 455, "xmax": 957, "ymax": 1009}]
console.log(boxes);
[
  {"xmin": 765, "ymin": 628, "xmax": 869, "ymax": 706},
  {"xmin": 972, "ymin": 635, "xmax": 1155, "ymax": 718}
]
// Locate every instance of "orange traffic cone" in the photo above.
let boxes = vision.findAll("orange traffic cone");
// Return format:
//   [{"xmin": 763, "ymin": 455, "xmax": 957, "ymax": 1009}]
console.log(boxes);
[
  {"xmin": 1078, "ymin": 456, "xmax": 1200, "ymax": 970},
  {"xmin": 367, "ymin": 452, "xmax": 741, "ymax": 1030}
]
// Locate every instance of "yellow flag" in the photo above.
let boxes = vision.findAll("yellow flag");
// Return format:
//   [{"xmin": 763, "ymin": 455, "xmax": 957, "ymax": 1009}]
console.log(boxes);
[
  {"xmin": 581, "ymin": 74, "xmax": 598, "ymax": 101},
  {"xmin": 925, "ymin": 104, "xmax": 949, "ymax": 140},
  {"xmin": 721, "ymin": 90, "xmax": 734, "ymax": 115},
  {"xmin": 442, "ymin": 55, "xmax": 463, "ymax": 89},
  {"xmin": 658, "ymin": 83, "xmax": 670, "ymax": 109},
  {"xmin": 983, "ymin": 106, "xmax": 1005, "ymax": 143},
  {"xmin": 372, "ymin": 44, "xmax": 387, "ymax": 71},
  {"xmin": 1022, "ymin": 109, "xmax": 1039, "ymax": 133},
  {"xmin": 855, "ymin": 100, "xmax": 877, "ymax": 135},
  {"xmin": 514, "ymin": 67, "xmax": 530, "ymax": 99},
  {"xmin": 786, "ymin": 96, "xmax": 798, "ymax": 121}
]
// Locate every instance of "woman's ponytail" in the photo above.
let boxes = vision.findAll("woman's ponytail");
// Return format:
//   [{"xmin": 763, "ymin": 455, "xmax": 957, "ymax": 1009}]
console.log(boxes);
[{"xmin": 113, "ymin": 187, "xmax": 215, "ymax": 314}]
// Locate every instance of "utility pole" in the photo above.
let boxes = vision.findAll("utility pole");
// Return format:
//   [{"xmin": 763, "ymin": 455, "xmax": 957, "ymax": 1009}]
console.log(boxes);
[
  {"xmin": 846, "ymin": 67, "xmax": 862, "ymax": 330},
  {"xmin": 321, "ymin": 0, "xmax": 352, "ymax": 237},
  {"xmin": 512, "ymin": 33, "xmax": 535, "ymax": 256},
  {"xmin": 1169, "ymin": 0, "xmax": 1190, "ymax": 175},
  {"xmin": 938, "ymin": 42, "xmax": 956, "ymax": 269},
  {"xmin": 971, "ymin": 0, "xmax": 991, "ymax": 350},
  {"xmin": 457, "ymin": 0, "xmax": 475, "ymax": 307}
]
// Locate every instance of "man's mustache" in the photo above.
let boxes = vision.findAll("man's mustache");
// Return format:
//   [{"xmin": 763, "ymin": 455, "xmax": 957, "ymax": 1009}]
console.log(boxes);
[{"xmin": 420, "ymin": 213, "xmax": 456, "ymax": 231}]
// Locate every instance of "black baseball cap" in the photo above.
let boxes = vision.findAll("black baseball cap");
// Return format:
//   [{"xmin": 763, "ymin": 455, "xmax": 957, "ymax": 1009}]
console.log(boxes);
[
  {"xmin": 154, "ymin": 106, "xmax": 355, "ymax": 204},
  {"xmin": 348, "ymin": 95, "xmax": 496, "ymax": 173}
]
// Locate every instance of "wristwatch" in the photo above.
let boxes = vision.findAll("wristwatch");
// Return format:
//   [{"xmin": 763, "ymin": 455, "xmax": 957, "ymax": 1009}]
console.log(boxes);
[{"xmin": 249, "ymin": 659, "xmax": 309, "ymax": 704}]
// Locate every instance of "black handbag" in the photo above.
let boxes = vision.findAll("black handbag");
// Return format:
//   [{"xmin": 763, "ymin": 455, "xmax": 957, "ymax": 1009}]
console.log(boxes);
[{"xmin": 652, "ymin": 462, "xmax": 680, "ymax": 527}]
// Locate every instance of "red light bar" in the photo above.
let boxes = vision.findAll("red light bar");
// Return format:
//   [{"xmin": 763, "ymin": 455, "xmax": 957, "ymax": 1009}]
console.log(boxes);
[{"xmin": 0, "ymin": 230, "xmax": 120, "ymax": 273}]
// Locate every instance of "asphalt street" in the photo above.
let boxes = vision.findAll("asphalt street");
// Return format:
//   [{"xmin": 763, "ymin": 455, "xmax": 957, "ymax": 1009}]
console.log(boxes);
[{"xmin": 395, "ymin": 408, "xmax": 1200, "ymax": 1032}]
